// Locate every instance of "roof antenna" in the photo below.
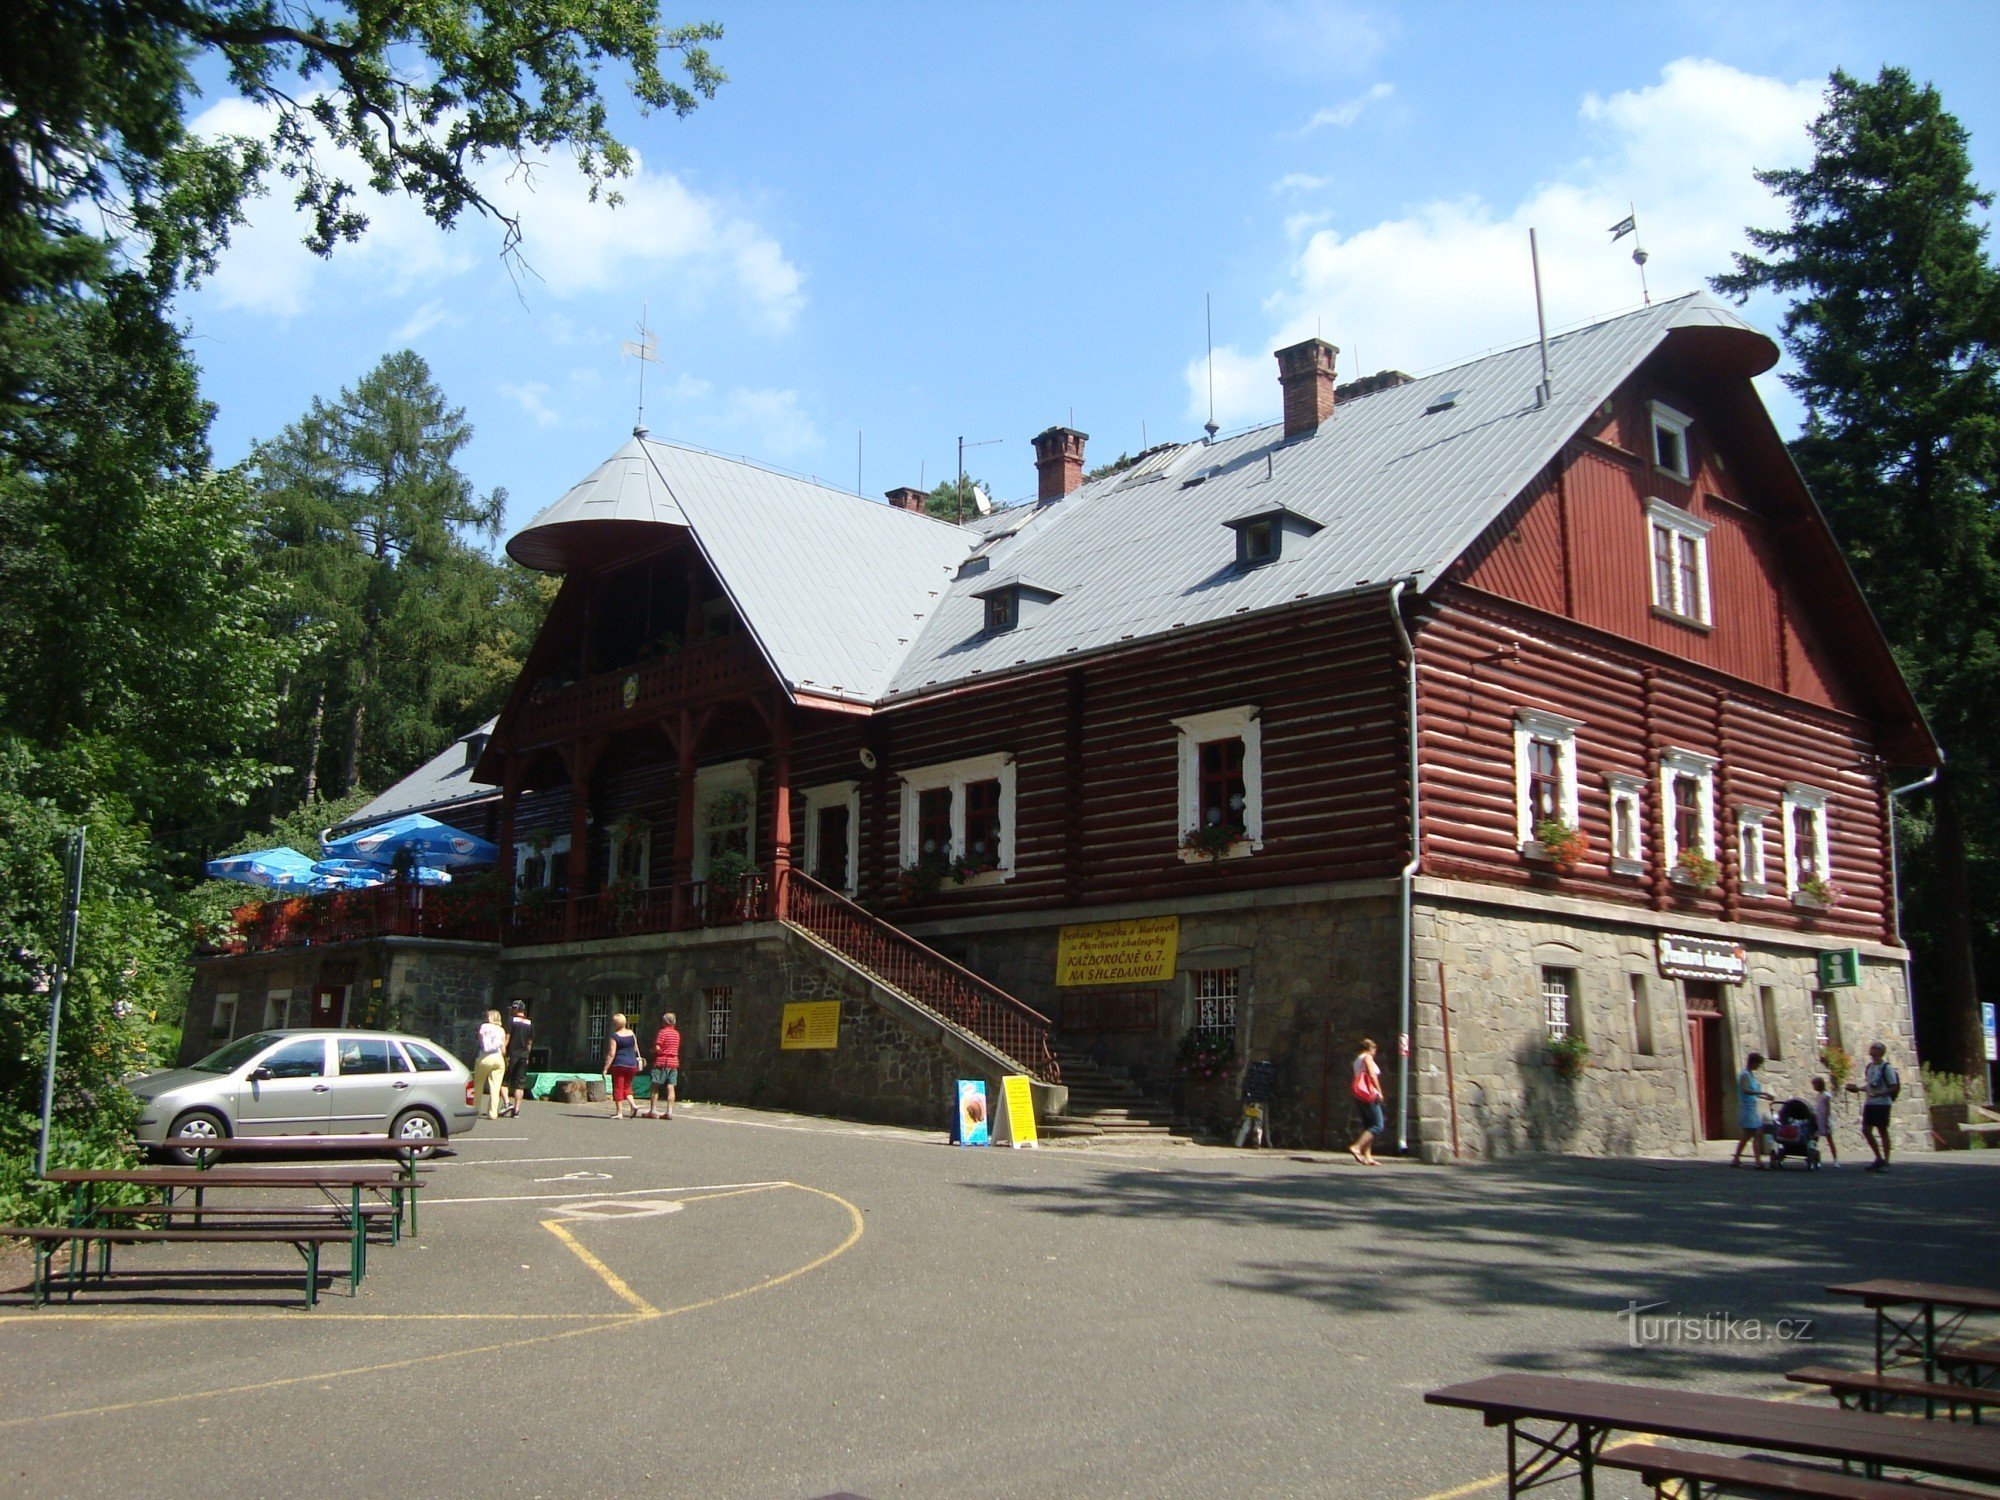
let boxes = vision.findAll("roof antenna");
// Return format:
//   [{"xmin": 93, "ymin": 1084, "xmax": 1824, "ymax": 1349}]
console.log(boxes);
[
  {"xmin": 856, "ymin": 429, "xmax": 863, "ymax": 495},
  {"xmin": 621, "ymin": 303, "xmax": 660, "ymax": 436},
  {"xmin": 1529, "ymin": 229, "xmax": 1552, "ymax": 409},
  {"xmin": 1609, "ymin": 204, "xmax": 1651, "ymax": 306},
  {"xmin": 1203, "ymin": 293, "xmax": 1219, "ymax": 444}
]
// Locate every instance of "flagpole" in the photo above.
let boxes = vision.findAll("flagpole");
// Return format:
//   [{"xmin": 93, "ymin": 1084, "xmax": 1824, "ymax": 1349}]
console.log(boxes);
[{"xmin": 1608, "ymin": 205, "xmax": 1651, "ymax": 306}]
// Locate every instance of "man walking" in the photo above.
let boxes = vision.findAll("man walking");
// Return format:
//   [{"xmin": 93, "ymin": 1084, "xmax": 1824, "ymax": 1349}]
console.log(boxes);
[
  {"xmin": 503, "ymin": 999, "xmax": 535, "ymax": 1119},
  {"xmin": 1859, "ymin": 1042, "xmax": 1901, "ymax": 1172},
  {"xmin": 647, "ymin": 1010, "xmax": 681, "ymax": 1120}
]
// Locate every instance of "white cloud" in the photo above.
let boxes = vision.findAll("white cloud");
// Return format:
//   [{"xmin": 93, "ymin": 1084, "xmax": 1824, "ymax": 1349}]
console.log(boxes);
[
  {"xmin": 1301, "ymin": 82, "xmax": 1394, "ymax": 133},
  {"xmin": 389, "ymin": 300, "xmax": 455, "ymax": 345},
  {"xmin": 187, "ymin": 97, "xmax": 804, "ymax": 333},
  {"xmin": 1249, "ymin": 1, "xmax": 1393, "ymax": 77},
  {"xmin": 1272, "ymin": 172, "xmax": 1331, "ymax": 195},
  {"xmin": 1191, "ymin": 59, "xmax": 1823, "ymax": 428},
  {"xmin": 720, "ymin": 388, "xmax": 818, "ymax": 457},
  {"xmin": 500, "ymin": 380, "xmax": 564, "ymax": 429}
]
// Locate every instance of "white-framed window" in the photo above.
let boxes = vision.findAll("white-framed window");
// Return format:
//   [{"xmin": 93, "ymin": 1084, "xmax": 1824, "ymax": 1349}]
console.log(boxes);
[
  {"xmin": 799, "ymin": 781, "xmax": 861, "ymax": 894},
  {"xmin": 1190, "ymin": 968, "xmax": 1240, "ymax": 1043},
  {"xmin": 898, "ymin": 752, "xmax": 1015, "ymax": 885},
  {"xmin": 693, "ymin": 759, "xmax": 758, "ymax": 880},
  {"xmin": 262, "ymin": 987, "xmax": 294, "ymax": 1030},
  {"xmin": 1172, "ymin": 706, "xmax": 1263, "ymax": 861},
  {"xmin": 516, "ymin": 832, "xmax": 572, "ymax": 893},
  {"xmin": 1606, "ymin": 773, "xmax": 1645, "ymax": 875},
  {"xmin": 1659, "ymin": 748, "xmax": 1717, "ymax": 875},
  {"xmin": 1646, "ymin": 498, "xmax": 1712, "ymax": 625},
  {"xmin": 1542, "ymin": 967, "xmax": 1578, "ymax": 1042},
  {"xmin": 1736, "ymin": 807, "xmax": 1769, "ymax": 894},
  {"xmin": 210, "ymin": 992, "xmax": 238, "ymax": 1042},
  {"xmin": 705, "ymin": 985, "xmax": 732, "ymax": 1061},
  {"xmin": 607, "ymin": 820, "xmax": 651, "ymax": 887},
  {"xmin": 1648, "ymin": 400, "xmax": 1694, "ymax": 483},
  {"xmin": 1782, "ymin": 784, "xmax": 1831, "ymax": 898},
  {"xmin": 1513, "ymin": 709, "xmax": 1582, "ymax": 850},
  {"xmin": 1812, "ymin": 991, "xmax": 1837, "ymax": 1050}
]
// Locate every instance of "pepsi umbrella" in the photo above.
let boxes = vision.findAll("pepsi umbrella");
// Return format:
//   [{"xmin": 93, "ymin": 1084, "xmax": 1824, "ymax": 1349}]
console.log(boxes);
[
  {"xmin": 322, "ymin": 814, "xmax": 497, "ymax": 869},
  {"xmin": 312, "ymin": 858, "xmax": 452, "ymax": 888},
  {"xmin": 205, "ymin": 847, "xmax": 321, "ymax": 891}
]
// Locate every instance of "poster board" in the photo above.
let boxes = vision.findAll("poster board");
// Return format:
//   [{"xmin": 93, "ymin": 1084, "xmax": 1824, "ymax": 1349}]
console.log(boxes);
[
  {"xmin": 1055, "ymin": 916, "xmax": 1179, "ymax": 987},
  {"xmin": 995, "ymin": 1075, "xmax": 1039, "ymax": 1148},
  {"xmin": 952, "ymin": 1079, "xmax": 990, "ymax": 1146},
  {"xmin": 779, "ymin": 1001, "xmax": 841, "ymax": 1050}
]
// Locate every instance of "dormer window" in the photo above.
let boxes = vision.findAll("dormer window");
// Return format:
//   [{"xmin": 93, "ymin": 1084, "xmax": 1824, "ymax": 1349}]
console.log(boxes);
[
  {"xmin": 1223, "ymin": 504, "xmax": 1323, "ymax": 571},
  {"xmin": 971, "ymin": 578, "xmax": 1060, "ymax": 635},
  {"xmin": 1648, "ymin": 400, "xmax": 1693, "ymax": 483}
]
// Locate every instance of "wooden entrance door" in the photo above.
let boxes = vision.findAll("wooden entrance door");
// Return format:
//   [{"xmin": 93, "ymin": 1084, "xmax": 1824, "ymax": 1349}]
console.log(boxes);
[
  {"xmin": 311, "ymin": 984, "xmax": 347, "ymax": 1028},
  {"xmin": 1684, "ymin": 982, "xmax": 1727, "ymax": 1139}
]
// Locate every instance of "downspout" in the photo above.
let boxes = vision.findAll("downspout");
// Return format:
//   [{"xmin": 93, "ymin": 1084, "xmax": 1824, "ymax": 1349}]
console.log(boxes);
[
  {"xmin": 1888, "ymin": 763, "xmax": 1941, "ymax": 1048},
  {"xmin": 1388, "ymin": 580, "xmax": 1420, "ymax": 1154}
]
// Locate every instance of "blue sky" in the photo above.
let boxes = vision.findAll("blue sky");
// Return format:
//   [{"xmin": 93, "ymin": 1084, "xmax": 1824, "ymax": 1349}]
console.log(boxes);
[{"xmin": 180, "ymin": 1, "xmax": 2000, "ymax": 536}]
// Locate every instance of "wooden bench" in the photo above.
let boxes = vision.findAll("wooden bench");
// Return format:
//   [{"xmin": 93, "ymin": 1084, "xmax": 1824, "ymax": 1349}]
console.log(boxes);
[
  {"xmin": 1600, "ymin": 1441, "xmax": 1985, "ymax": 1499},
  {"xmin": 90, "ymin": 1201, "xmax": 398, "ymax": 1236},
  {"xmin": 4, "ymin": 1224, "xmax": 354, "ymax": 1309},
  {"xmin": 1788, "ymin": 1364, "xmax": 1998, "ymax": 1422},
  {"xmin": 1829, "ymin": 1281, "xmax": 2000, "ymax": 1381},
  {"xmin": 1939, "ymin": 1344, "xmax": 2000, "ymax": 1387}
]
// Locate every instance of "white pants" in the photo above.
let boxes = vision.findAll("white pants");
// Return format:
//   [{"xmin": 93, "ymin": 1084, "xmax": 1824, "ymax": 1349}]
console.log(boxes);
[{"xmin": 473, "ymin": 1053, "xmax": 506, "ymax": 1118}]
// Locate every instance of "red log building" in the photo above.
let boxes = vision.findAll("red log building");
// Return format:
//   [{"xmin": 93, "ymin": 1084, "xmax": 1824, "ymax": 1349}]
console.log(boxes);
[{"xmin": 186, "ymin": 294, "xmax": 1936, "ymax": 1156}]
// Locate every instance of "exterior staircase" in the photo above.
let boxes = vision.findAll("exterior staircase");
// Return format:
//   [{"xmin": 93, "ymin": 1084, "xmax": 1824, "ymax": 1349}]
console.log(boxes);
[{"xmin": 1040, "ymin": 1047, "xmax": 1181, "ymax": 1140}]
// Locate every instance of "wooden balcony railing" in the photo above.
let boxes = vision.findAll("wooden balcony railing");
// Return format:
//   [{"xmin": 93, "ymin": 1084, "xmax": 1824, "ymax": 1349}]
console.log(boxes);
[
  {"xmin": 501, "ymin": 875, "xmax": 771, "ymax": 947},
  {"xmin": 215, "ymin": 884, "xmax": 502, "ymax": 953},
  {"xmin": 510, "ymin": 636, "xmax": 769, "ymax": 747},
  {"xmin": 776, "ymin": 868, "xmax": 1060, "ymax": 1083}
]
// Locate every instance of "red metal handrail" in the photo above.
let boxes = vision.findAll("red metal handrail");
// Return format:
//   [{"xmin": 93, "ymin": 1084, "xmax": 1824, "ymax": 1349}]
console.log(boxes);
[{"xmin": 776, "ymin": 868, "xmax": 1059, "ymax": 1083}]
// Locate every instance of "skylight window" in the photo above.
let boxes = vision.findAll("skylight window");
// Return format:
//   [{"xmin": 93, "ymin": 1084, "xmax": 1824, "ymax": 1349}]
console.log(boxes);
[{"xmin": 1424, "ymin": 391, "xmax": 1462, "ymax": 415}]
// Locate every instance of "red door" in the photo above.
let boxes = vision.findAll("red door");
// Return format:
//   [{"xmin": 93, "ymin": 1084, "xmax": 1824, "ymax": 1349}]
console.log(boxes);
[
  {"xmin": 1684, "ymin": 982, "xmax": 1727, "ymax": 1139},
  {"xmin": 312, "ymin": 984, "xmax": 346, "ymax": 1028}
]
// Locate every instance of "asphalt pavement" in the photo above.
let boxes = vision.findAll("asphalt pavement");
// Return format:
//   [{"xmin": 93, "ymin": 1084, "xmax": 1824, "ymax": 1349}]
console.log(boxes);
[{"xmin": 3, "ymin": 1102, "xmax": 1994, "ymax": 1499}]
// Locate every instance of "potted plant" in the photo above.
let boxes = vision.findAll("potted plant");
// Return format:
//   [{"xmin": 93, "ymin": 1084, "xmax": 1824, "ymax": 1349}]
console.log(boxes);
[
  {"xmin": 1673, "ymin": 848, "xmax": 1721, "ymax": 891},
  {"xmin": 1175, "ymin": 1028, "xmax": 1237, "ymax": 1082},
  {"xmin": 706, "ymin": 788, "xmax": 751, "ymax": 825},
  {"xmin": 1181, "ymin": 824, "xmax": 1247, "ymax": 860},
  {"xmin": 897, "ymin": 851, "xmax": 952, "ymax": 902},
  {"xmin": 1820, "ymin": 1043, "xmax": 1853, "ymax": 1090},
  {"xmin": 1794, "ymin": 876, "xmax": 1837, "ymax": 909},
  {"xmin": 602, "ymin": 874, "xmax": 646, "ymax": 930},
  {"xmin": 1531, "ymin": 818, "xmax": 1588, "ymax": 874},
  {"xmin": 1548, "ymin": 1034, "xmax": 1590, "ymax": 1080},
  {"xmin": 950, "ymin": 852, "xmax": 999, "ymax": 883}
]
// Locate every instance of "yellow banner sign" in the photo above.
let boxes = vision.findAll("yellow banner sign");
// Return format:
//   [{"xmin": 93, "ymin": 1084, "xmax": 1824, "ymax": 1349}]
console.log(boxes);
[
  {"xmin": 780, "ymin": 1001, "xmax": 841, "ymax": 1050},
  {"xmin": 1055, "ymin": 916, "xmax": 1179, "ymax": 987}
]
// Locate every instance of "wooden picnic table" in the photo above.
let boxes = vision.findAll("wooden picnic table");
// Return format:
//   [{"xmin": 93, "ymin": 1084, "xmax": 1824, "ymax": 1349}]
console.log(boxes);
[
  {"xmin": 45, "ymin": 1165, "xmax": 420, "ymax": 1285},
  {"xmin": 1425, "ymin": 1372, "xmax": 2000, "ymax": 1497},
  {"xmin": 176, "ymin": 1137, "xmax": 437, "ymax": 1231},
  {"xmin": 1828, "ymin": 1280, "xmax": 2000, "ymax": 1381}
]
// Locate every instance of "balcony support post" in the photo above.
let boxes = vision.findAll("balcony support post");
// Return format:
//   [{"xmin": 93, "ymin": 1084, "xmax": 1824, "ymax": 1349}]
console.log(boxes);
[
  {"xmin": 668, "ymin": 708, "xmax": 701, "ymax": 930},
  {"xmin": 769, "ymin": 694, "xmax": 793, "ymax": 914},
  {"xmin": 559, "ymin": 737, "xmax": 602, "ymax": 942},
  {"xmin": 497, "ymin": 752, "xmax": 524, "ymax": 923}
]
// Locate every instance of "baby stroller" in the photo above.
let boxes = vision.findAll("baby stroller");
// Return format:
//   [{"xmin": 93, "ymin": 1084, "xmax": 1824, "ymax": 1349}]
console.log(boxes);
[{"xmin": 1767, "ymin": 1098, "xmax": 1821, "ymax": 1170}]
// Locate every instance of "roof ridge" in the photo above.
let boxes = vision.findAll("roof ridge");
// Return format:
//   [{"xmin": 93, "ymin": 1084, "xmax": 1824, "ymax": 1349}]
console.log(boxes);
[{"xmin": 637, "ymin": 435, "xmax": 973, "ymax": 532}]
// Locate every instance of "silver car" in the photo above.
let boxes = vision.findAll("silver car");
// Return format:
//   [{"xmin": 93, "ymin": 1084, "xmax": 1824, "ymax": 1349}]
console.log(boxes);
[{"xmin": 127, "ymin": 1029, "xmax": 480, "ymax": 1159}]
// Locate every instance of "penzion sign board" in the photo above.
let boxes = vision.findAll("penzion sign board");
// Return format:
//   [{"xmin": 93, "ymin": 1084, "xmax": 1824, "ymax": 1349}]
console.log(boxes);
[{"xmin": 1656, "ymin": 933, "xmax": 1747, "ymax": 983}]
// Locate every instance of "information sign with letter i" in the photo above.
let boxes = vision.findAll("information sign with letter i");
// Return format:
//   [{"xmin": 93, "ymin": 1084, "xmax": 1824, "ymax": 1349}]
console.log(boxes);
[{"xmin": 995, "ymin": 1075, "xmax": 1039, "ymax": 1148}]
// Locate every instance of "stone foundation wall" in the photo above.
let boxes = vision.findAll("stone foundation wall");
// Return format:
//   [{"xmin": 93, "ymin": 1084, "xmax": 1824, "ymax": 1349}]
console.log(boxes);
[{"xmin": 1410, "ymin": 897, "xmax": 1928, "ymax": 1161}]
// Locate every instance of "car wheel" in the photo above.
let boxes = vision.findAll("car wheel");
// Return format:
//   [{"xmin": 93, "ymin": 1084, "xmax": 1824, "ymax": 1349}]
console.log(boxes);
[
  {"xmin": 391, "ymin": 1108, "xmax": 444, "ymax": 1158},
  {"xmin": 167, "ymin": 1109, "xmax": 230, "ymax": 1164}
]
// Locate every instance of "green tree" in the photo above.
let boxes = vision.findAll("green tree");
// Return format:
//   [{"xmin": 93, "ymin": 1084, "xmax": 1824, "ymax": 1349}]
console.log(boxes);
[
  {"xmin": 254, "ymin": 350, "xmax": 518, "ymax": 797},
  {"xmin": 926, "ymin": 473, "xmax": 991, "ymax": 522},
  {"xmin": 1715, "ymin": 66, "xmax": 2000, "ymax": 1071}
]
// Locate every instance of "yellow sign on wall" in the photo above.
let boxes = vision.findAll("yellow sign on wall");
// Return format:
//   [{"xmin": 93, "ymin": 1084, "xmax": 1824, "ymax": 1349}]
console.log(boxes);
[
  {"xmin": 1055, "ymin": 916, "xmax": 1180, "ymax": 987},
  {"xmin": 780, "ymin": 1001, "xmax": 841, "ymax": 1050}
]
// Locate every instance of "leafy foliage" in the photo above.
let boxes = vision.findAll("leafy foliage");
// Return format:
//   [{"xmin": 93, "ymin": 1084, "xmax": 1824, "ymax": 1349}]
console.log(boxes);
[
  {"xmin": 924, "ymin": 474, "xmax": 989, "ymax": 522},
  {"xmin": 1715, "ymin": 67, "xmax": 2000, "ymax": 1068}
]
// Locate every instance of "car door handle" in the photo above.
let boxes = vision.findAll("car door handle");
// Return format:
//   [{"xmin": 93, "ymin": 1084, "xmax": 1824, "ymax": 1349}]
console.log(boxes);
[
  {"xmin": 312, "ymin": 1083, "xmax": 331, "ymax": 1092},
  {"xmin": 392, "ymin": 1081, "xmax": 411, "ymax": 1089}
]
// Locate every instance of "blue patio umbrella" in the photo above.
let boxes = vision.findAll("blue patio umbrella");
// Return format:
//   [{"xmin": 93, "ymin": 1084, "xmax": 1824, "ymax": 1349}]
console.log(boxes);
[
  {"xmin": 312, "ymin": 858, "xmax": 452, "ymax": 888},
  {"xmin": 204, "ymin": 847, "xmax": 322, "ymax": 891},
  {"xmin": 321, "ymin": 813, "xmax": 498, "ymax": 869}
]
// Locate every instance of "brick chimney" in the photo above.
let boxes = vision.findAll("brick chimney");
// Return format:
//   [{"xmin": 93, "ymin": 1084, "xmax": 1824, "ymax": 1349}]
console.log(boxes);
[
  {"xmin": 885, "ymin": 486, "xmax": 929, "ymax": 513},
  {"xmin": 1032, "ymin": 426, "xmax": 1089, "ymax": 505},
  {"xmin": 1275, "ymin": 337, "xmax": 1339, "ymax": 439}
]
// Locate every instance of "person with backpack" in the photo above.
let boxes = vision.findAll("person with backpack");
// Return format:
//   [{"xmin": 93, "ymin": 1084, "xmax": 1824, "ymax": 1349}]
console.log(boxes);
[
  {"xmin": 1858, "ymin": 1042, "xmax": 1902, "ymax": 1172},
  {"xmin": 1349, "ymin": 1037, "xmax": 1384, "ymax": 1166}
]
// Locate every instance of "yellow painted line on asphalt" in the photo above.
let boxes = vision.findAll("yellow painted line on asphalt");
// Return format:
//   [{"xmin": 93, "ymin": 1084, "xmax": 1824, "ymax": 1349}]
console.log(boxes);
[
  {"xmin": 541, "ymin": 1217, "xmax": 659, "ymax": 1316},
  {"xmin": 0, "ymin": 1181, "xmax": 867, "ymax": 1427}
]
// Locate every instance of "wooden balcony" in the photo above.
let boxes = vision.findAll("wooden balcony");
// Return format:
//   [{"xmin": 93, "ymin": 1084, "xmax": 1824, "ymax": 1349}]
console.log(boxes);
[{"xmin": 509, "ymin": 636, "xmax": 769, "ymax": 748}]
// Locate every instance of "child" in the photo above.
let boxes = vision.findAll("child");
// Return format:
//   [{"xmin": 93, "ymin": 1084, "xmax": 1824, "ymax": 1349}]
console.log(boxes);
[{"xmin": 1810, "ymin": 1075, "xmax": 1840, "ymax": 1167}]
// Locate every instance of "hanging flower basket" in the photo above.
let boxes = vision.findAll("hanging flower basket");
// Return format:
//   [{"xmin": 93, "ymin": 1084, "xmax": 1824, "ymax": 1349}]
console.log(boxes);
[{"xmin": 1532, "ymin": 819, "xmax": 1588, "ymax": 873}]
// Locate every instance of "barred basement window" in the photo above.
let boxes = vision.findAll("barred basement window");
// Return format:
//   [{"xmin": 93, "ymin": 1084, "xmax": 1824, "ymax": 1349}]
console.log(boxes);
[
  {"xmin": 705, "ymin": 985, "xmax": 733, "ymax": 1062},
  {"xmin": 1542, "ymin": 968, "xmax": 1577, "ymax": 1042},
  {"xmin": 1190, "ymin": 968, "xmax": 1239, "ymax": 1044},
  {"xmin": 584, "ymin": 994, "xmax": 612, "ymax": 1059},
  {"xmin": 1812, "ymin": 992, "xmax": 1839, "ymax": 1051}
]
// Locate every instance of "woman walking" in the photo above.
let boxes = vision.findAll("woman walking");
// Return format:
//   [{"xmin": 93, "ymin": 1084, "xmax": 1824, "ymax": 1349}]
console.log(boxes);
[
  {"xmin": 473, "ymin": 1009, "xmax": 508, "ymax": 1120},
  {"xmin": 1349, "ymin": 1037, "xmax": 1384, "ymax": 1166},
  {"xmin": 646, "ymin": 1010, "xmax": 681, "ymax": 1120},
  {"xmin": 602, "ymin": 1013, "xmax": 643, "ymax": 1120},
  {"xmin": 1732, "ymin": 1051, "xmax": 1770, "ymax": 1167}
]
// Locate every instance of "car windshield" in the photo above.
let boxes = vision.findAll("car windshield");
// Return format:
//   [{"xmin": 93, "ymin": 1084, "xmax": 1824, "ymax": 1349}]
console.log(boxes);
[{"xmin": 187, "ymin": 1032, "xmax": 285, "ymax": 1074}]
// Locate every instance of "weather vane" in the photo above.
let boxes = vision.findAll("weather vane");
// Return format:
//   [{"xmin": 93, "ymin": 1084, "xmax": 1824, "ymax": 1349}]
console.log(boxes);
[
  {"xmin": 1608, "ymin": 206, "xmax": 1651, "ymax": 306},
  {"xmin": 621, "ymin": 304, "xmax": 661, "ymax": 436}
]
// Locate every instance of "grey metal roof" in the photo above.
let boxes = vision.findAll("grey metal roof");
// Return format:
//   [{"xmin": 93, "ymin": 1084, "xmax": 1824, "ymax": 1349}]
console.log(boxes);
[
  {"xmin": 502, "ymin": 293, "xmax": 1773, "ymax": 712},
  {"xmin": 330, "ymin": 720, "xmax": 498, "ymax": 835},
  {"xmin": 882, "ymin": 293, "xmax": 1772, "ymax": 699}
]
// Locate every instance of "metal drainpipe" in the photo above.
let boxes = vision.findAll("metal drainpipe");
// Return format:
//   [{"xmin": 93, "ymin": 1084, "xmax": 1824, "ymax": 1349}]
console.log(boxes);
[
  {"xmin": 1387, "ymin": 580, "xmax": 1420, "ymax": 1154},
  {"xmin": 1887, "ymin": 763, "xmax": 1940, "ymax": 1047}
]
